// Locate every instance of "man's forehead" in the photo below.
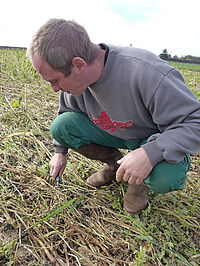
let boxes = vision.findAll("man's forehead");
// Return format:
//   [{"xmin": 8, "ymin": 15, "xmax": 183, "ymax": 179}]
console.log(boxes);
[
  {"xmin": 32, "ymin": 53, "xmax": 60, "ymax": 81},
  {"xmin": 32, "ymin": 53, "xmax": 48, "ymax": 72}
]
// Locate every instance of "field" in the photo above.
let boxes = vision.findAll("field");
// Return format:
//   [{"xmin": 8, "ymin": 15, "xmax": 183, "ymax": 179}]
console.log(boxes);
[{"xmin": 0, "ymin": 49, "xmax": 199, "ymax": 265}]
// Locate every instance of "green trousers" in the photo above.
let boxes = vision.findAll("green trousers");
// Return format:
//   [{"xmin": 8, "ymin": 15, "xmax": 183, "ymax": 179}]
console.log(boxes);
[{"xmin": 50, "ymin": 112, "xmax": 191, "ymax": 194}]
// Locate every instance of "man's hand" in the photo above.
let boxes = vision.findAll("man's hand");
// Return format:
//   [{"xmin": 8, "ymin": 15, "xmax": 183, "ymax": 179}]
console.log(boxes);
[
  {"xmin": 49, "ymin": 153, "xmax": 67, "ymax": 180},
  {"xmin": 116, "ymin": 147, "xmax": 153, "ymax": 185}
]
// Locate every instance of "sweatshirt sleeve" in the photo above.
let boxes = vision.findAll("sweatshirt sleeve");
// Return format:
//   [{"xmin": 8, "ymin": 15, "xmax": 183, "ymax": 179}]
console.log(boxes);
[{"xmin": 142, "ymin": 68, "xmax": 200, "ymax": 166}]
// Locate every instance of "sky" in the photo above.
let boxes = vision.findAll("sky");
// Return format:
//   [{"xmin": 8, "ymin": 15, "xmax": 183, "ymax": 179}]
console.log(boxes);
[{"xmin": 1, "ymin": 0, "xmax": 200, "ymax": 57}]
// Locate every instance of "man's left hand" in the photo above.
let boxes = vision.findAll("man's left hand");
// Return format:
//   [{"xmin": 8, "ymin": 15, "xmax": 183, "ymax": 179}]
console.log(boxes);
[{"xmin": 116, "ymin": 147, "xmax": 153, "ymax": 185}]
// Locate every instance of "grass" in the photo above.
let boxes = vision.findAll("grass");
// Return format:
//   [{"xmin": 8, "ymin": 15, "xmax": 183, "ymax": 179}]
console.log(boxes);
[
  {"xmin": 0, "ymin": 49, "xmax": 200, "ymax": 265},
  {"xmin": 169, "ymin": 62, "xmax": 200, "ymax": 99},
  {"xmin": 170, "ymin": 62, "xmax": 200, "ymax": 72}
]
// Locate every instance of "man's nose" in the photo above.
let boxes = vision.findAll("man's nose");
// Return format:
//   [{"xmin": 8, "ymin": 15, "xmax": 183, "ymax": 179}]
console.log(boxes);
[{"xmin": 51, "ymin": 84, "xmax": 60, "ymax": 92}]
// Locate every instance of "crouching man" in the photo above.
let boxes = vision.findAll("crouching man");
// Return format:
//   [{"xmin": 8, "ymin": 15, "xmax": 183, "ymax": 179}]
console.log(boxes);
[{"xmin": 28, "ymin": 18, "xmax": 200, "ymax": 215}]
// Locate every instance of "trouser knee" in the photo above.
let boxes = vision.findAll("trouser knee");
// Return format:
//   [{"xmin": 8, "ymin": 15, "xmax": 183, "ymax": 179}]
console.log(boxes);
[
  {"xmin": 144, "ymin": 155, "xmax": 191, "ymax": 194},
  {"xmin": 50, "ymin": 112, "xmax": 86, "ymax": 148},
  {"xmin": 50, "ymin": 114, "xmax": 64, "ymax": 141}
]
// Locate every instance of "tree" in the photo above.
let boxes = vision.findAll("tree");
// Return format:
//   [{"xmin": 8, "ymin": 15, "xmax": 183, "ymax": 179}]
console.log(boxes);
[{"xmin": 159, "ymin": 49, "xmax": 171, "ymax": 60}]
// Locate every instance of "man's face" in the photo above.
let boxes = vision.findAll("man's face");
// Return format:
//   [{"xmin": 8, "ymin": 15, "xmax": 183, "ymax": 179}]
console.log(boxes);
[{"xmin": 32, "ymin": 53, "xmax": 88, "ymax": 96}]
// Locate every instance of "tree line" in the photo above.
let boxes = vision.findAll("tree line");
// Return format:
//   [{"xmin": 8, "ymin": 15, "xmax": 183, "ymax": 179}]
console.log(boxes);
[
  {"xmin": 159, "ymin": 49, "xmax": 200, "ymax": 64},
  {"xmin": 1, "ymin": 46, "xmax": 199, "ymax": 64}
]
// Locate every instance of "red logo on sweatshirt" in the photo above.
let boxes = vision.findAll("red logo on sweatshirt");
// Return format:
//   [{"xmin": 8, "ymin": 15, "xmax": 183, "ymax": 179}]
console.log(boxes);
[{"xmin": 90, "ymin": 111, "xmax": 134, "ymax": 133}]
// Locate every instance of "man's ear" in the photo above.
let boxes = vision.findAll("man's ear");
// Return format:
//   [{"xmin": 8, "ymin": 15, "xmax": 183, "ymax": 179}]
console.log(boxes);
[{"xmin": 71, "ymin": 57, "xmax": 86, "ymax": 72}]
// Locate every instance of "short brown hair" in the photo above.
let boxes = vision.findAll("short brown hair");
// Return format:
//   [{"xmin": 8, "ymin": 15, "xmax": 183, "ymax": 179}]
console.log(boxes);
[{"xmin": 27, "ymin": 18, "xmax": 98, "ymax": 76}]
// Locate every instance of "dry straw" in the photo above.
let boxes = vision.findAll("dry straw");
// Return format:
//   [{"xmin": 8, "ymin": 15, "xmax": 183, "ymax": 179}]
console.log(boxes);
[{"xmin": 0, "ymin": 48, "xmax": 199, "ymax": 265}]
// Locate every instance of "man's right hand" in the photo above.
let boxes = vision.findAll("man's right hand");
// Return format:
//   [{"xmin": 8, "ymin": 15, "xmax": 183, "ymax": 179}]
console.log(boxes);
[{"xmin": 49, "ymin": 153, "xmax": 67, "ymax": 180}]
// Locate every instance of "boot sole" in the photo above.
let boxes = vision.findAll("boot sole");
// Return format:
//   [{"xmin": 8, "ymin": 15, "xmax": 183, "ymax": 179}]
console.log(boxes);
[
  {"xmin": 86, "ymin": 179, "xmax": 113, "ymax": 188},
  {"xmin": 124, "ymin": 202, "xmax": 148, "ymax": 216}
]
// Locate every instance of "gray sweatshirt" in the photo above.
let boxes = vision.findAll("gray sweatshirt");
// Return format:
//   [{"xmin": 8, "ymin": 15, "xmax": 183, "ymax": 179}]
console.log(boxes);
[{"xmin": 54, "ymin": 45, "xmax": 200, "ymax": 166}]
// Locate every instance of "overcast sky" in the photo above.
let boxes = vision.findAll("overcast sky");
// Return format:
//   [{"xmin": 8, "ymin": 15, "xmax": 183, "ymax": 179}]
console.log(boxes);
[{"xmin": 1, "ymin": 0, "xmax": 200, "ymax": 57}]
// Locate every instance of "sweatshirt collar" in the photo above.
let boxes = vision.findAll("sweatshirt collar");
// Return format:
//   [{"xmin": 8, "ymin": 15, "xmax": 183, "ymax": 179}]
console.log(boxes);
[{"xmin": 99, "ymin": 43, "xmax": 109, "ymax": 66}]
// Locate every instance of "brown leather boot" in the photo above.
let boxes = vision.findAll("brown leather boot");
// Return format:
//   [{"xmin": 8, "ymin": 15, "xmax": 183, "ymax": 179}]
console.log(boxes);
[
  {"xmin": 124, "ymin": 183, "xmax": 149, "ymax": 215},
  {"xmin": 86, "ymin": 162, "xmax": 117, "ymax": 188},
  {"xmin": 72, "ymin": 143, "xmax": 123, "ymax": 188}
]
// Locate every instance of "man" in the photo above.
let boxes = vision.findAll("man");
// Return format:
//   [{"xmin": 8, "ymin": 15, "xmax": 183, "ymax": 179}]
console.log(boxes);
[{"xmin": 28, "ymin": 18, "xmax": 200, "ymax": 215}]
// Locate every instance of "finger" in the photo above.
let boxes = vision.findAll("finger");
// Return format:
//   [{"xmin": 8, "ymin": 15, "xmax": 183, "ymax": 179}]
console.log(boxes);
[
  {"xmin": 49, "ymin": 166, "xmax": 53, "ymax": 176},
  {"xmin": 123, "ymin": 172, "xmax": 131, "ymax": 182},
  {"xmin": 128, "ymin": 176, "xmax": 137, "ymax": 184},
  {"xmin": 49, "ymin": 160, "xmax": 54, "ymax": 176},
  {"xmin": 50, "ymin": 167, "xmax": 55, "ymax": 177},
  {"xmin": 58, "ymin": 166, "xmax": 65, "ymax": 178},
  {"xmin": 52, "ymin": 168, "xmax": 60, "ymax": 180},
  {"xmin": 135, "ymin": 177, "xmax": 144, "ymax": 185},
  {"xmin": 116, "ymin": 165, "xmax": 125, "ymax": 182},
  {"xmin": 117, "ymin": 158, "xmax": 123, "ymax": 164}
]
